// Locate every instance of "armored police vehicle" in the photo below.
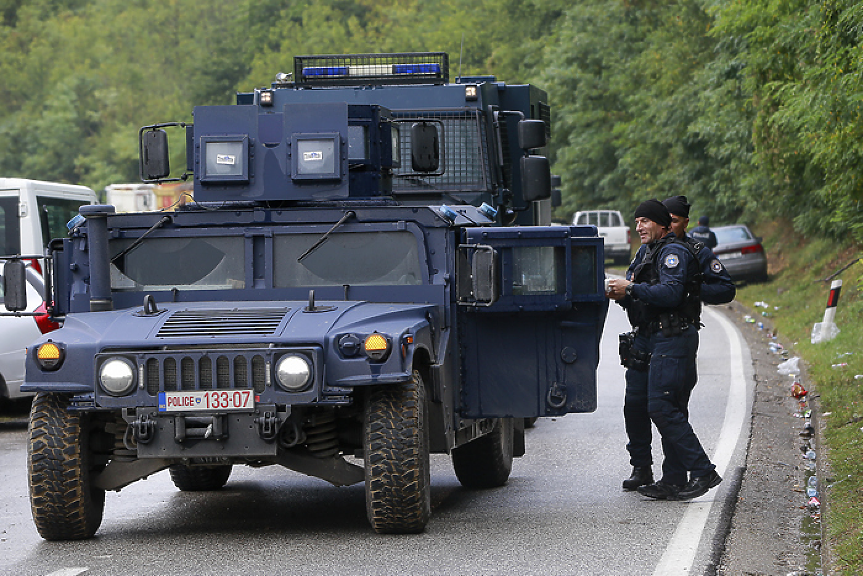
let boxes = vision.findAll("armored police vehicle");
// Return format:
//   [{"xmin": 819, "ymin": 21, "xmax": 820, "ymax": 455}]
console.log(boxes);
[{"xmin": 2, "ymin": 53, "xmax": 608, "ymax": 539}]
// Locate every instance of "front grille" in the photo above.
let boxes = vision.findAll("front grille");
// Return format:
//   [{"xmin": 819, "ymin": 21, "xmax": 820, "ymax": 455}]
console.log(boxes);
[
  {"xmin": 156, "ymin": 308, "xmax": 289, "ymax": 338},
  {"xmin": 144, "ymin": 351, "xmax": 266, "ymax": 395}
]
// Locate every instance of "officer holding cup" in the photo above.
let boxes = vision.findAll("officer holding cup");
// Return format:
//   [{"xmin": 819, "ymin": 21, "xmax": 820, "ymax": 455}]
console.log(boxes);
[{"xmin": 605, "ymin": 200, "xmax": 721, "ymax": 500}]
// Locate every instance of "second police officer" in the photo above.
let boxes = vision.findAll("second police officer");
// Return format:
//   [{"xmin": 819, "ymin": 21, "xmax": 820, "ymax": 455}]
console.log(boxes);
[{"xmin": 606, "ymin": 199, "xmax": 722, "ymax": 500}]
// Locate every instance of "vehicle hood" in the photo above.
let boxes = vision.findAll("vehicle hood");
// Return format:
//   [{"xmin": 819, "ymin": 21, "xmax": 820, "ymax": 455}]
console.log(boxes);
[{"xmin": 50, "ymin": 300, "xmax": 437, "ymax": 349}]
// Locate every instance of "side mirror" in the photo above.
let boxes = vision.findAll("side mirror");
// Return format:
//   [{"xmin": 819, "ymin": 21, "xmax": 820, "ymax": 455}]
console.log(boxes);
[
  {"xmin": 2, "ymin": 260, "xmax": 28, "ymax": 312},
  {"xmin": 521, "ymin": 156, "xmax": 551, "ymax": 202},
  {"xmin": 411, "ymin": 123, "xmax": 440, "ymax": 172},
  {"xmin": 471, "ymin": 247, "xmax": 499, "ymax": 305},
  {"xmin": 518, "ymin": 119, "xmax": 547, "ymax": 150},
  {"xmin": 140, "ymin": 129, "xmax": 171, "ymax": 180}
]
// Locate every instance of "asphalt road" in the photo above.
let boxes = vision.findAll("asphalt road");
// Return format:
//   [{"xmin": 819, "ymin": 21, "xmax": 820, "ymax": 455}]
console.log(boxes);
[{"xmin": 0, "ymin": 304, "xmax": 753, "ymax": 576}]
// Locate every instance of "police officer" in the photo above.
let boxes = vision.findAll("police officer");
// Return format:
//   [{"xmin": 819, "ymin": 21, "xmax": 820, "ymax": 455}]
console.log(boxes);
[
  {"xmin": 617, "ymin": 197, "xmax": 735, "ymax": 492},
  {"xmin": 690, "ymin": 215, "xmax": 718, "ymax": 249},
  {"xmin": 662, "ymin": 195, "xmax": 734, "ymax": 306},
  {"xmin": 606, "ymin": 200, "xmax": 721, "ymax": 500}
]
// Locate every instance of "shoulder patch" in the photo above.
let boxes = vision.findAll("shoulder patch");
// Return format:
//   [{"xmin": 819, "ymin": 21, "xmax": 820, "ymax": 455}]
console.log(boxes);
[
  {"xmin": 663, "ymin": 254, "xmax": 680, "ymax": 269},
  {"xmin": 710, "ymin": 259, "xmax": 724, "ymax": 273}
]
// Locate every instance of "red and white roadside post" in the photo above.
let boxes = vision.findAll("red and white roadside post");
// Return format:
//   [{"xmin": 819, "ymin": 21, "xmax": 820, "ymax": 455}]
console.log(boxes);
[{"xmin": 819, "ymin": 279, "xmax": 842, "ymax": 343}]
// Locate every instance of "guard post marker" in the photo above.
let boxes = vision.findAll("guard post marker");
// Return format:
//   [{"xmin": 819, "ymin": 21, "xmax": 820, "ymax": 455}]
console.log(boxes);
[{"xmin": 820, "ymin": 279, "xmax": 842, "ymax": 342}]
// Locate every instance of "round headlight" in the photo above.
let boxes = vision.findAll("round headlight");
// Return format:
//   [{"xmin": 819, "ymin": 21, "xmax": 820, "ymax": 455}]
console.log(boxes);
[
  {"xmin": 99, "ymin": 357, "xmax": 136, "ymax": 396},
  {"xmin": 275, "ymin": 354, "xmax": 311, "ymax": 392}
]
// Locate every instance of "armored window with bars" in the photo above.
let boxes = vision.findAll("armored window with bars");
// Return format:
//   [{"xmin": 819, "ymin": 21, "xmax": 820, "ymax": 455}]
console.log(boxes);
[{"xmin": 392, "ymin": 111, "xmax": 490, "ymax": 193}]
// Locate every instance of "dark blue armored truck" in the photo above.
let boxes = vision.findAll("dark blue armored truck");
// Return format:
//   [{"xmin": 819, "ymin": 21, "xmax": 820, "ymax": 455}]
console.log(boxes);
[{"xmin": 2, "ymin": 53, "xmax": 608, "ymax": 539}]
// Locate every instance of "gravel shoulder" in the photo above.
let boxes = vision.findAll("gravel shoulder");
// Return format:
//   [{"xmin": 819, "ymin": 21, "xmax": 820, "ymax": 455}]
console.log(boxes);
[{"xmin": 715, "ymin": 300, "xmax": 824, "ymax": 576}]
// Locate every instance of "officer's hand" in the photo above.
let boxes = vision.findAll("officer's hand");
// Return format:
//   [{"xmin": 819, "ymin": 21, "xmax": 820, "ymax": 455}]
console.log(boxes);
[{"xmin": 606, "ymin": 278, "xmax": 630, "ymax": 301}]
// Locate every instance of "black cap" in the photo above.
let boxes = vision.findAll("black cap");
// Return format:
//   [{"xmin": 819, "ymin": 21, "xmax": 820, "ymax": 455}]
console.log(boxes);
[
  {"xmin": 634, "ymin": 199, "xmax": 671, "ymax": 228},
  {"xmin": 662, "ymin": 195, "xmax": 691, "ymax": 218},
  {"xmin": 699, "ymin": 215, "xmax": 709, "ymax": 225}
]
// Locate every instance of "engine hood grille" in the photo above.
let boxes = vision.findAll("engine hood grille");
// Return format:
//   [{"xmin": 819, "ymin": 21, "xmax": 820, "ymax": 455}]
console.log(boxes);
[{"xmin": 156, "ymin": 308, "xmax": 289, "ymax": 338}]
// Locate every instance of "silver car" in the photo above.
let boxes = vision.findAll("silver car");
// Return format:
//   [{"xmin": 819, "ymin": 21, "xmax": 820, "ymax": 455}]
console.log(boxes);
[
  {"xmin": 0, "ymin": 265, "xmax": 54, "ymax": 404},
  {"xmin": 713, "ymin": 224, "xmax": 768, "ymax": 283}
]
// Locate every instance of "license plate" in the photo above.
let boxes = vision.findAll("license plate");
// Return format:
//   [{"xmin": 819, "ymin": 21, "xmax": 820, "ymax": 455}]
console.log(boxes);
[
  {"xmin": 158, "ymin": 390, "xmax": 255, "ymax": 412},
  {"xmin": 721, "ymin": 252, "xmax": 743, "ymax": 259}
]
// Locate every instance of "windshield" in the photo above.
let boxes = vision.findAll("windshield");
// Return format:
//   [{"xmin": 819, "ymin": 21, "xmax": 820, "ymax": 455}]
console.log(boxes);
[
  {"xmin": 714, "ymin": 226, "xmax": 752, "ymax": 244},
  {"xmin": 274, "ymin": 230, "xmax": 423, "ymax": 287},
  {"xmin": 110, "ymin": 236, "xmax": 245, "ymax": 291},
  {"xmin": 107, "ymin": 230, "xmax": 424, "ymax": 291},
  {"xmin": 37, "ymin": 197, "xmax": 88, "ymax": 247}
]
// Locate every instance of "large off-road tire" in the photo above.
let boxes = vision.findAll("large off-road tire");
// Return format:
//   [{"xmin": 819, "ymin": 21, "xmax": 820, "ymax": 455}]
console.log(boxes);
[
  {"xmin": 28, "ymin": 393, "xmax": 105, "ymax": 540},
  {"xmin": 451, "ymin": 417, "xmax": 514, "ymax": 489},
  {"xmin": 363, "ymin": 370, "xmax": 431, "ymax": 534},
  {"xmin": 169, "ymin": 465, "xmax": 233, "ymax": 491}
]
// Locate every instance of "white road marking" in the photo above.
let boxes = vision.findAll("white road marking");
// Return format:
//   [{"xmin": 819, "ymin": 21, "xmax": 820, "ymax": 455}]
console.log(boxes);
[
  {"xmin": 652, "ymin": 307, "xmax": 750, "ymax": 575},
  {"xmin": 46, "ymin": 569, "xmax": 89, "ymax": 576}
]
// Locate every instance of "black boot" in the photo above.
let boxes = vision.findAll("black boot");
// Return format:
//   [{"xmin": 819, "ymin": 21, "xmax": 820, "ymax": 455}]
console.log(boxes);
[
  {"xmin": 622, "ymin": 466, "xmax": 654, "ymax": 491},
  {"xmin": 637, "ymin": 480, "xmax": 683, "ymax": 500}
]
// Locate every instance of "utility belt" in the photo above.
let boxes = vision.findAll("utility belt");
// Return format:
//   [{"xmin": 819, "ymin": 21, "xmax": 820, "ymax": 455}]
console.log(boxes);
[
  {"xmin": 619, "ymin": 312, "xmax": 692, "ymax": 372},
  {"xmin": 642, "ymin": 311, "xmax": 691, "ymax": 338}
]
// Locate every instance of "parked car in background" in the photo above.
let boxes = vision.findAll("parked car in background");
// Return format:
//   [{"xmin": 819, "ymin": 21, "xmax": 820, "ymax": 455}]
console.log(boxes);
[
  {"xmin": 573, "ymin": 209, "xmax": 632, "ymax": 265},
  {"xmin": 0, "ymin": 265, "xmax": 58, "ymax": 406},
  {"xmin": 713, "ymin": 224, "xmax": 768, "ymax": 282}
]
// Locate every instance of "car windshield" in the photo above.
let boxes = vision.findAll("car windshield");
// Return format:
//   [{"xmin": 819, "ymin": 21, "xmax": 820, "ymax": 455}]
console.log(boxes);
[
  {"xmin": 715, "ymin": 226, "xmax": 752, "ymax": 244},
  {"xmin": 107, "ymin": 230, "xmax": 424, "ymax": 291},
  {"xmin": 110, "ymin": 236, "xmax": 245, "ymax": 291},
  {"xmin": 274, "ymin": 230, "xmax": 423, "ymax": 287}
]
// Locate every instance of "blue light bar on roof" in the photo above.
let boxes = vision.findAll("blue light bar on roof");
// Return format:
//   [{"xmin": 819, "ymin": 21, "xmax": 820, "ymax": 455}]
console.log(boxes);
[
  {"xmin": 393, "ymin": 63, "xmax": 442, "ymax": 75},
  {"xmin": 302, "ymin": 63, "xmax": 443, "ymax": 80},
  {"xmin": 294, "ymin": 53, "xmax": 449, "ymax": 86},
  {"xmin": 302, "ymin": 66, "xmax": 349, "ymax": 78}
]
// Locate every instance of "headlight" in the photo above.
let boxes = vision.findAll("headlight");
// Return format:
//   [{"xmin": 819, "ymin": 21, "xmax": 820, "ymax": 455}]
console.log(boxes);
[
  {"xmin": 275, "ymin": 354, "xmax": 312, "ymax": 392},
  {"xmin": 99, "ymin": 357, "xmax": 137, "ymax": 396}
]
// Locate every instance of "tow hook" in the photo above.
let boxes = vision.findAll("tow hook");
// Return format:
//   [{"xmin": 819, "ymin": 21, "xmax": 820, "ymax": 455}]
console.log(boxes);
[
  {"xmin": 132, "ymin": 413, "xmax": 156, "ymax": 444},
  {"xmin": 255, "ymin": 412, "xmax": 280, "ymax": 441},
  {"xmin": 547, "ymin": 381, "xmax": 567, "ymax": 409}
]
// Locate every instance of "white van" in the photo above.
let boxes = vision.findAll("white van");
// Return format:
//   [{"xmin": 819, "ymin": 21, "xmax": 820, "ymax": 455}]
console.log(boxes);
[
  {"xmin": 0, "ymin": 179, "xmax": 96, "ymax": 404},
  {"xmin": 0, "ymin": 178, "xmax": 97, "ymax": 257}
]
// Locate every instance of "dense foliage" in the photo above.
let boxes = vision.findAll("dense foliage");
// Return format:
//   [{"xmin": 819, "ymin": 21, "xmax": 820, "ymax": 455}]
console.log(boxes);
[{"xmin": 1, "ymin": 0, "xmax": 862, "ymax": 241}]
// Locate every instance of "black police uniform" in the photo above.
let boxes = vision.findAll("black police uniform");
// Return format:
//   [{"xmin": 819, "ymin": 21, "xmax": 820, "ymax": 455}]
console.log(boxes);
[
  {"xmin": 627, "ymin": 233, "xmax": 735, "ymax": 404},
  {"xmin": 629, "ymin": 234, "xmax": 734, "ymax": 305},
  {"xmin": 619, "ymin": 232, "xmax": 716, "ymax": 491},
  {"xmin": 690, "ymin": 225, "xmax": 717, "ymax": 249}
]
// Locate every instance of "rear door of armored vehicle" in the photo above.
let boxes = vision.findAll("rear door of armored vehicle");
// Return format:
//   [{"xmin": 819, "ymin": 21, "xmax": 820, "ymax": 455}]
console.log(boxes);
[{"xmin": 457, "ymin": 224, "xmax": 608, "ymax": 418}]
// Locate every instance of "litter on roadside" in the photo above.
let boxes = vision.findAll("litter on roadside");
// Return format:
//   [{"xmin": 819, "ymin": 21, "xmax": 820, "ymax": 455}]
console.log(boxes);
[
  {"xmin": 791, "ymin": 381, "xmax": 808, "ymax": 399},
  {"xmin": 778, "ymin": 357, "xmax": 801, "ymax": 375}
]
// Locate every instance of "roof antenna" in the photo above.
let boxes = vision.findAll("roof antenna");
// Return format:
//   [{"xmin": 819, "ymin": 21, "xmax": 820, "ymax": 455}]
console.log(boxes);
[{"xmin": 458, "ymin": 32, "xmax": 464, "ymax": 81}]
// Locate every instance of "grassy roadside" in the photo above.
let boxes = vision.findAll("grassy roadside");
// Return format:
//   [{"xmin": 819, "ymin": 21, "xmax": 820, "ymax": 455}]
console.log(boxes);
[{"xmin": 732, "ymin": 220, "xmax": 862, "ymax": 575}]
